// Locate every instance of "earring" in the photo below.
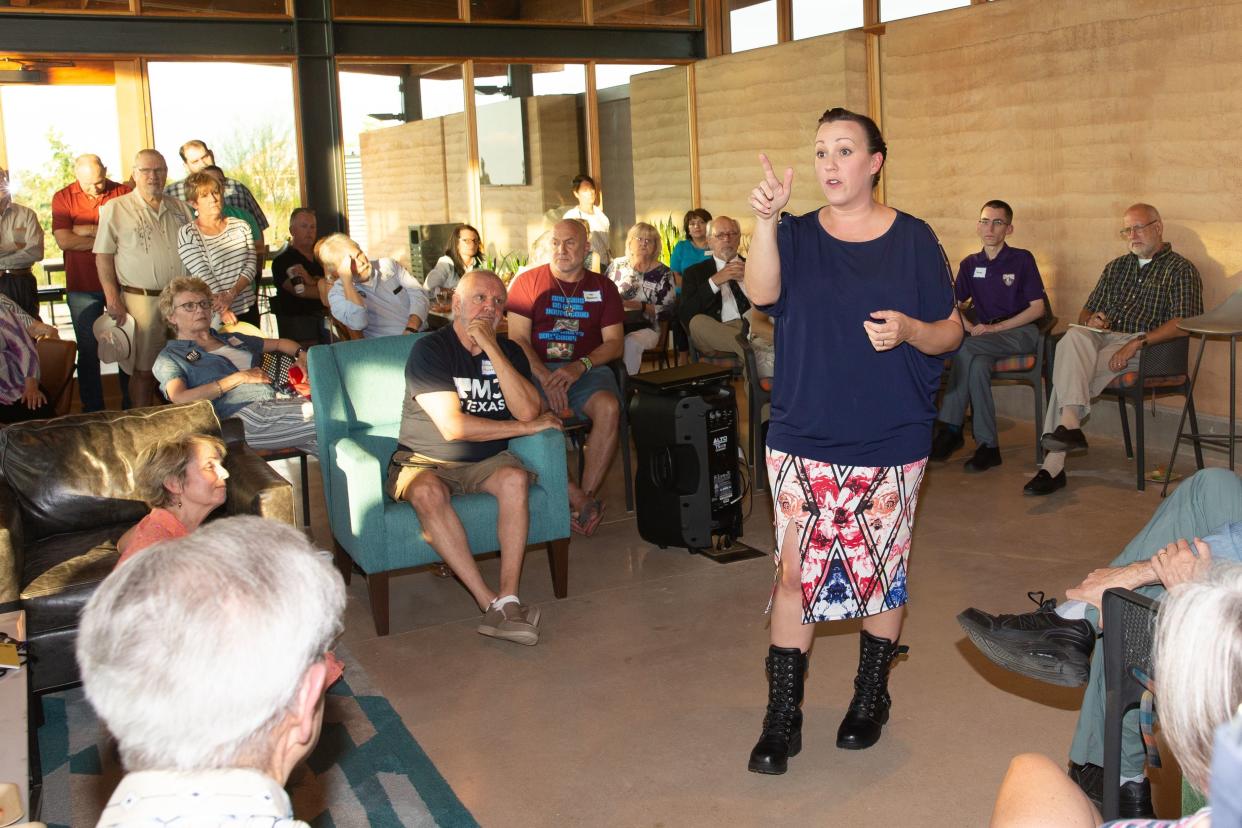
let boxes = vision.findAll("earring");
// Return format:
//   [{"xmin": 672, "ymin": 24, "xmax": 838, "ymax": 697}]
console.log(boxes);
[{"xmin": 170, "ymin": 495, "xmax": 182, "ymax": 508}]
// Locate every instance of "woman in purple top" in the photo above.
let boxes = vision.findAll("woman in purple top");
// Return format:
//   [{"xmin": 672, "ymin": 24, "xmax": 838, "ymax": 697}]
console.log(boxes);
[
  {"xmin": 0, "ymin": 294, "xmax": 57, "ymax": 422},
  {"xmin": 743, "ymin": 108, "xmax": 963, "ymax": 775}
]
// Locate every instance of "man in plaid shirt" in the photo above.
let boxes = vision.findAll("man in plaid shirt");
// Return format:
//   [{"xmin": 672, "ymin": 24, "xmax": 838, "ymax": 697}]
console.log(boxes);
[{"xmin": 1023, "ymin": 204, "xmax": 1202, "ymax": 495}]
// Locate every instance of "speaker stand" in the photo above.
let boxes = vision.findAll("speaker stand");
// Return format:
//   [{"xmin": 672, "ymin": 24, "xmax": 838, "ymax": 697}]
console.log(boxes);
[{"xmin": 690, "ymin": 535, "xmax": 765, "ymax": 564}]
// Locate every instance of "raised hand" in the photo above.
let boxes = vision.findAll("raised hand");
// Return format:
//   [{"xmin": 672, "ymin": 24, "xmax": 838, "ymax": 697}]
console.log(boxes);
[{"xmin": 749, "ymin": 153, "xmax": 794, "ymax": 221}]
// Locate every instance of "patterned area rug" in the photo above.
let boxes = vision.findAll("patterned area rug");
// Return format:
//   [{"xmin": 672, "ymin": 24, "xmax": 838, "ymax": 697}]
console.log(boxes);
[{"xmin": 35, "ymin": 645, "xmax": 478, "ymax": 827}]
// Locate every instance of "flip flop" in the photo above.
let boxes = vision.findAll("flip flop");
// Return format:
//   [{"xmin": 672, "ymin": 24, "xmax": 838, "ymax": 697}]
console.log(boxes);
[{"xmin": 571, "ymin": 499, "xmax": 606, "ymax": 537}]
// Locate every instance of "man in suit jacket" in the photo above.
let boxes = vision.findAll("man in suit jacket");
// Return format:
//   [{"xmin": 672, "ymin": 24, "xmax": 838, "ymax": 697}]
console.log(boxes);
[{"xmin": 679, "ymin": 215, "xmax": 753, "ymax": 362}]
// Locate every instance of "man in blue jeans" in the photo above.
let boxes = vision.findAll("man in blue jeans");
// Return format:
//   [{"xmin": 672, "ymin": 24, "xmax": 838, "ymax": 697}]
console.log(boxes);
[
  {"xmin": 958, "ymin": 468, "xmax": 1242, "ymax": 818},
  {"xmin": 52, "ymin": 155, "xmax": 131, "ymax": 410}
]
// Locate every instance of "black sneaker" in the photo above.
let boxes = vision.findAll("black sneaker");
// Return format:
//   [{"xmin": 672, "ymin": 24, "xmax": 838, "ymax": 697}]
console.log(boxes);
[
  {"xmin": 930, "ymin": 426, "xmax": 964, "ymax": 461},
  {"xmin": 956, "ymin": 592, "xmax": 1095, "ymax": 686},
  {"xmin": 1041, "ymin": 425, "xmax": 1088, "ymax": 452},
  {"xmin": 964, "ymin": 444, "xmax": 1002, "ymax": 472},
  {"xmin": 1023, "ymin": 469, "xmax": 1066, "ymax": 496},
  {"xmin": 1069, "ymin": 762, "xmax": 1154, "ymax": 818}
]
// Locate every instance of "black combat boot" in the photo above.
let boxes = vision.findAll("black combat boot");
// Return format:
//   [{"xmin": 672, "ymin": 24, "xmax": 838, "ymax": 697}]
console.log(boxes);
[
  {"xmin": 835, "ymin": 630, "xmax": 907, "ymax": 750},
  {"xmin": 747, "ymin": 645, "xmax": 808, "ymax": 774}
]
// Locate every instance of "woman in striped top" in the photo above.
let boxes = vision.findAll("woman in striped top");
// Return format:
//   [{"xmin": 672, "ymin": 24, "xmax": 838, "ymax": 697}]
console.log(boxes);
[{"xmin": 177, "ymin": 172, "xmax": 258, "ymax": 327}]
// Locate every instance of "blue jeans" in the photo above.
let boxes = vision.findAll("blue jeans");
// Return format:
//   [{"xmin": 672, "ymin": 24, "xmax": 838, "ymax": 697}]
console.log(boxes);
[{"xmin": 68, "ymin": 290, "xmax": 129, "ymax": 411}]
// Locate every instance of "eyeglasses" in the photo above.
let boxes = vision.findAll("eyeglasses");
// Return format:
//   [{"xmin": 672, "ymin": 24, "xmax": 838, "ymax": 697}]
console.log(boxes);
[
  {"xmin": 978, "ymin": 218, "xmax": 1009, "ymax": 228},
  {"xmin": 634, "ymin": 238, "xmax": 657, "ymax": 246},
  {"xmin": 176, "ymin": 300, "xmax": 213, "ymax": 312},
  {"xmin": 134, "ymin": 167, "xmax": 166, "ymax": 177},
  {"xmin": 713, "ymin": 231, "xmax": 740, "ymax": 239},
  {"xmin": 1119, "ymin": 220, "xmax": 1159, "ymax": 238}
]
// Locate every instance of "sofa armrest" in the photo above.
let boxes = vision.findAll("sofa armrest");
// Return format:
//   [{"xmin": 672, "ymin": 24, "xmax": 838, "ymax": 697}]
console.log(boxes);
[
  {"xmin": 331, "ymin": 437, "xmax": 385, "ymax": 545},
  {"xmin": 219, "ymin": 415, "xmax": 247, "ymax": 446},
  {"xmin": 509, "ymin": 428, "xmax": 571, "ymax": 527},
  {"xmin": 224, "ymin": 443, "xmax": 295, "ymax": 525},
  {"xmin": 0, "ymin": 482, "xmax": 23, "ymax": 603}
]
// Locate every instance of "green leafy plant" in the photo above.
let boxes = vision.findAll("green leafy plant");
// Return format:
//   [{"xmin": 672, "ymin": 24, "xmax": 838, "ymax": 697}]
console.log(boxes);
[
  {"xmin": 482, "ymin": 250, "xmax": 529, "ymax": 283},
  {"xmin": 653, "ymin": 216, "xmax": 682, "ymax": 268}
]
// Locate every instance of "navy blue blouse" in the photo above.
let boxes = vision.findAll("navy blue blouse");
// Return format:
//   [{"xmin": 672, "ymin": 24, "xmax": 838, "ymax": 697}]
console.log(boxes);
[{"xmin": 762, "ymin": 209, "xmax": 955, "ymax": 467}]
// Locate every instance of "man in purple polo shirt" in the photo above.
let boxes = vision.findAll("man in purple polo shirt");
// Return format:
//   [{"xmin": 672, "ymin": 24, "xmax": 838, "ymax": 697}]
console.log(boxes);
[{"xmin": 930, "ymin": 200, "xmax": 1046, "ymax": 471}]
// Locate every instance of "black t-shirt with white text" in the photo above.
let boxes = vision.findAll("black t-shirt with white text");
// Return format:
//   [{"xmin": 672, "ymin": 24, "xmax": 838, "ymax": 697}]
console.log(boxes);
[{"xmin": 397, "ymin": 326, "xmax": 532, "ymax": 462}]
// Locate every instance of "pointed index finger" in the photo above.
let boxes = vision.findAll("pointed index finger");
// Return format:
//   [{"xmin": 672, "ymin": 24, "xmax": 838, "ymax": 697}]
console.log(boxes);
[{"xmin": 759, "ymin": 152, "xmax": 779, "ymax": 185}]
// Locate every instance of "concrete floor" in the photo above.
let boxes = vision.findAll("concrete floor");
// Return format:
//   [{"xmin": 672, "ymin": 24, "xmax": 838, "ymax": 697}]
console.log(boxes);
[{"xmin": 278, "ymin": 403, "xmax": 1195, "ymax": 827}]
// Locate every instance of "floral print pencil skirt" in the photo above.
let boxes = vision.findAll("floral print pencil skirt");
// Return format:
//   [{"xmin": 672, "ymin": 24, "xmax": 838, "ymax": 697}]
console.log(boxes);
[{"xmin": 766, "ymin": 448, "xmax": 927, "ymax": 624}]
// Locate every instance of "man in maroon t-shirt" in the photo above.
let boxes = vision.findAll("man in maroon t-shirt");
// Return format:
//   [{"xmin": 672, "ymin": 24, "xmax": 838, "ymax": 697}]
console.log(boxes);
[
  {"xmin": 51, "ymin": 154, "xmax": 132, "ymax": 411},
  {"xmin": 507, "ymin": 219, "xmax": 624, "ymax": 536}
]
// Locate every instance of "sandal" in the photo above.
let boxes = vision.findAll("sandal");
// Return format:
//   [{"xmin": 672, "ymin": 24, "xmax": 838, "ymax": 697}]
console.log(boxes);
[{"xmin": 571, "ymin": 499, "xmax": 606, "ymax": 537}]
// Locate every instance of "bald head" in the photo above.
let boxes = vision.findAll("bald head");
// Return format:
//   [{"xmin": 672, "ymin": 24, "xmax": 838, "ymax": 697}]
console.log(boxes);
[
  {"xmin": 550, "ymin": 219, "xmax": 589, "ymax": 277},
  {"xmin": 1122, "ymin": 203, "xmax": 1164, "ymax": 258},
  {"xmin": 453, "ymin": 269, "xmax": 507, "ymax": 336},
  {"xmin": 74, "ymin": 155, "xmax": 107, "ymax": 196}
]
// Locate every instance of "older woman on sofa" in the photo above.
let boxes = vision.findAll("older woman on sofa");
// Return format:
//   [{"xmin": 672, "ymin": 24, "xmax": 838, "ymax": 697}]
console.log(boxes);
[
  {"xmin": 116, "ymin": 433, "xmax": 228, "ymax": 567},
  {"xmin": 0, "ymin": 293, "xmax": 58, "ymax": 423},
  {"xmin": 152, "ymin": 277, "xmax": 317, "ymax": 454}
]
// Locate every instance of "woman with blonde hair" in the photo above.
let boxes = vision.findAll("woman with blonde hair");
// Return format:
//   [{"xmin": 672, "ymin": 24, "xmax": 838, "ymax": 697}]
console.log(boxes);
[{"xmin": 605, "ymin": 222, "xmax": 676, "ymax": 375}]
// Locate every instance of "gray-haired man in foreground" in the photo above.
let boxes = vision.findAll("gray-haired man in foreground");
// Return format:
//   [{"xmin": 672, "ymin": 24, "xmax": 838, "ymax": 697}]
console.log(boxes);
[{"xmin": 78, "ymin": 516, "xmax": 345, "ymax": 826}]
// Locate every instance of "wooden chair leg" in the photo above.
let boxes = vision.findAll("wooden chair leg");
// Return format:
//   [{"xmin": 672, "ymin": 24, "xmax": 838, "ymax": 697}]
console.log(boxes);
[
  {"xmin": 332, "ymin": 540, "xmax": 352, "ymax": 586},
  {"xmin": 546, "ymin": 537, "xmax": 569, "ymax": 599},
  {"xmin": 367, "ymin": 571, "xmax": 391, "ymax": 636}
]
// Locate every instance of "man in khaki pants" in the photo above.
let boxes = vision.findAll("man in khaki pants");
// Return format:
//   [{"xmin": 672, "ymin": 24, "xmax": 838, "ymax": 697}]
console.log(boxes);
[
  {"xmin": 94, "ymin": 149, "xmax": 193, "ymax": 408},
  {"xmin": 679, "ymin": 215, "xmax": 758, "ymax": 364}
]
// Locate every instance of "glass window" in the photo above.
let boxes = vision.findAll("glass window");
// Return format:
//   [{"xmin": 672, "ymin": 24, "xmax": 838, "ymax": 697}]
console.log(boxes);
[
  {"xmin": 0, "ymin": 0, "xmax": 127, "ymax": 11},
  {"xmin": 338, "ymin": 63, "xmax": 466, "ymax": 264},
  {"xmin": 333, "ymin": 0, "xmax": 458, "ymax": 19},
  {"xmin": 595, "ymin": 63, "xmax": 673, "ymax": 91},
  {"xmin": 139, "ymin": 0, "xmax": 286, "ymax": 14},
  {"xmin": 472, "ymin": 0, "xmax": 582, "ymax": 23},
  {"xmin": 793, "ymin": 0, "xmax": 863, "ymax": 39},
  {"xmin": 880, "ymin": 0, "xmax": 969, "ymax": 23},
  {"xmin": 592, "ymin": 0, "xmax": 694, "ymax": 26},
  {"xmin": 473, "ymin": 63, "xmax": 587, "ymax": 278},
  {"xmin": 148, "ymin": 61, "xmax": 299, "ymax": 249},
  {"xmin": 0, "ymin": 81, "xmax": 124, "ymax": 288},
  {"xmin": 729, "ymin": 0, "xmax": 777, "ymax": 53}
]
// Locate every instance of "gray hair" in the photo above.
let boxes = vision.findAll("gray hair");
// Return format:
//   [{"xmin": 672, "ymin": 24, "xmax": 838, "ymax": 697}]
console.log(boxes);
[
  {"xmin": 1153, "ymin": 561, "xmax": 1242, "ymax": 792},
  {"xmin": 314, "ymin": 232, "xmax": 360, "ymax": 278},
  {"xmin": 77, "ymin": 516, "xmax": 346, "ymax": 772}
]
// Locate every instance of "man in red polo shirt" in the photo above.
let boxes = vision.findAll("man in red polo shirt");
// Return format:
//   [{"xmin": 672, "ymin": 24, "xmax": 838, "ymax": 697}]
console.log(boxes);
[{"xmin": 52, "ymin": 154, "xmax": 132, "ymax": 411}]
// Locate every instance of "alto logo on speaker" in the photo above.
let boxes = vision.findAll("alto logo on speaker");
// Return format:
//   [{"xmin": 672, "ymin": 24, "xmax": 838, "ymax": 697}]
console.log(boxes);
[{"xmin": 713, "ymin": 435, "xmax": 728, "ymax": 453}]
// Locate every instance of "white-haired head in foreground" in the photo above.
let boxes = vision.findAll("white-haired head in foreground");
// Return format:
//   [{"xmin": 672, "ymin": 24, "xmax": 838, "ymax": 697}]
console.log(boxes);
[
  {"xmin": 77, "ymin": 516, "xmax": 346, "ymax": 774},
  {"xmin": 1154, "ymin": 560, "xmax": 1242, "ymax": 793}
]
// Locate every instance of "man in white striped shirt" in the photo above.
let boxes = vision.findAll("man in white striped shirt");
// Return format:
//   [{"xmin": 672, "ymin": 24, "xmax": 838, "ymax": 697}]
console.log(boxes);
[{"xmin": 319, "ymin": 234, "xmax": 429, "ymax": 338}]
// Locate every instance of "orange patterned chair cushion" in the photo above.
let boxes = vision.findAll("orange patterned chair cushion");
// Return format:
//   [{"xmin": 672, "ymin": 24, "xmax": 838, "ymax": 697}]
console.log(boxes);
[
  {"xmin": 992, "ymin": 355, "xmax": 1037, "ymax": 373},
  {"xmin": 1106, "ymin": 372, "xmax": 1188, "ymax": 390}
]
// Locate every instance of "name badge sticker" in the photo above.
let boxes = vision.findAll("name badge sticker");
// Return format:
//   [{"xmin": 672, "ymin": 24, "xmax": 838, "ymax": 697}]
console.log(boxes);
[
  {"xmin": 972, "ymin": 267, "xmax": 988, "ymax": 279},
  {"xmin": 583, "ymin": 290, "xmax": 602, "ymax": 302},
  {"xmin": 227, "ymin": 336, "xmax": 243, "ymax": 347},
  {"xmin": 481, "ymin": 359, "xmax": 496, "ymax": 376}
]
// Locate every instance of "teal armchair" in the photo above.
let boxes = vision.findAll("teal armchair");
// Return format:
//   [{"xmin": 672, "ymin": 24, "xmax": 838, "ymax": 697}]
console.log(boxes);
[{"xmin": 308, "ymin": 334, "xmax": 572, "ymax": 635}]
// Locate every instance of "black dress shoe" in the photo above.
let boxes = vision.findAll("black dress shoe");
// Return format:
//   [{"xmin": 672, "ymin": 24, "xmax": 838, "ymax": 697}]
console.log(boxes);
[
  {"xmin": 964, "ymin": 445, "xmax": 1002, "ymax": 472},
  {"xmin": 929, "ymin": 426, "xmax": 964, "ymax": 461},
  {"xmin": 956, "ymin": 592, "xmax": 1095, "ymax": 686},
  {"xmin": 1069, "ymin": 762, "xmax": 1154, "ymax": 818},
  {"xmin": 1041, "ymin": 425, "xmax": 1088, "ymax": 452},
  {"xmin": 1023, "ymin": 469, "xmax": 1066, "ymax": 495}
]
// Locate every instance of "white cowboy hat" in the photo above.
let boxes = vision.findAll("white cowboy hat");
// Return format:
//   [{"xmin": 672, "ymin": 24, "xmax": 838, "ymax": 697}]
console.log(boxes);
[{"xmin": 93, "ymin": 313, "xmax": 137, "ymax": 375}]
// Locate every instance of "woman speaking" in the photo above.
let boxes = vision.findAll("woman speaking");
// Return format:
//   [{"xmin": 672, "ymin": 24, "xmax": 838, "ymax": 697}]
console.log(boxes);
[{"xmin": 744, "ymin": 108, "xmax": 962, "ymax": 775}]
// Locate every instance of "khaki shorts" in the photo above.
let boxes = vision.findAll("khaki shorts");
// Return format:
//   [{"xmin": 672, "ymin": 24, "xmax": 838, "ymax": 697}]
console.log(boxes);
[
  {"xmin": 125, "ymin": 291, "xmax": 170, "ymax": 372},
  {"xmin": 385, "ymin": 448, "xmax": 535, "ymax": 502}
]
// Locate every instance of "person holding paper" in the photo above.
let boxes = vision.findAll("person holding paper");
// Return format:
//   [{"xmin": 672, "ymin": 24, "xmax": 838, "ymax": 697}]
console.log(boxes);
[{"xmin": 1023, "ymin": 204, "xmax": 1202, "ymax": 495}]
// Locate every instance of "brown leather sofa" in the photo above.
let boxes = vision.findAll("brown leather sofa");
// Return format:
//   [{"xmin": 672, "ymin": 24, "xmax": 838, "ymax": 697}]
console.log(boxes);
[{"xmin": 0, "ymin": 400, "xmax": 294, "ymax": 692}]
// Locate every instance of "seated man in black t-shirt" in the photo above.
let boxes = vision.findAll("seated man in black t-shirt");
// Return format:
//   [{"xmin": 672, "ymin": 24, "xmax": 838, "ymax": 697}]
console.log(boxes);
[
  {"xmin": 387, "ymin": 270, "xmax": 563, "ymax": 646},
  {"xmin": 270, "ymin": 207, "xmax": 326, "ymax": 344}
]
